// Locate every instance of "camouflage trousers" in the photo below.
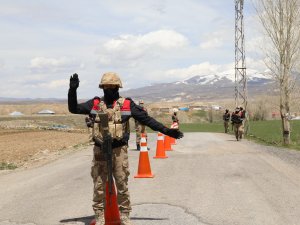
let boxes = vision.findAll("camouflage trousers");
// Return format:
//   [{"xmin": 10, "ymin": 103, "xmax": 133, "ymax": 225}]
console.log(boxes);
[
  {"xmin": 224, "ymin": 121, "xmax": 229, "ymax": 133},
  {"xmin": 91, "ymin": 145, "xmax": 131, "ymax": 214},
  {"xmin": 135, "ymin": 124, "xmax": 146, "ymax": 145},
  {"xmin": 234, "ymin": 123, "xmax": 244, "ymax": 140}
]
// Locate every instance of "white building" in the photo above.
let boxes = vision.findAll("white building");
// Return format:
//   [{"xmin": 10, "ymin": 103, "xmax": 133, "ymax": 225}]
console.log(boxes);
[
  {"xmin": 37, "ymin": 110, "xmax": 55, "ymax": 115},
  {"xmin": 9, "ymin": 111, "xmax": 24, "ymax": 116}
]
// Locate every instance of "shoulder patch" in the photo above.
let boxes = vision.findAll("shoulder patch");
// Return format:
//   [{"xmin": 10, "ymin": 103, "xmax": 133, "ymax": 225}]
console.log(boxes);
[
  {"xmin": 92, "ymin": 98, "xmax": 101, "ymax": 110},
  {"xmin": 121, "ymin": 99, "xmax": 131, "ymax": 116},
  {"xmin": 121, "ymin": 99, "xmax": 131, "ymax": 110}
]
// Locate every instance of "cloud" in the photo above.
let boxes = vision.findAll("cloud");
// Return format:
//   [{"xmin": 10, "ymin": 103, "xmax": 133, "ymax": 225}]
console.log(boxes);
[
  {"xmin": 39, "ymin": 79, "xmax": 69, "ymax": 89},
  {"xmin": 200, "ymin": 37, "xmax": 223, "ymax": 49},
  {"xmin": 96, "ymin": 29, "xmax": 189, "ymax": 66},
  {"xmin": 0, "ymin": 59, "xmax": 4, "ymax": 68},
  {"xmin": 0, "ymin": 0, "xmax": 268, "ymax": 98},
  {"xmin": 18, "ymin": 78, "xmax": 69, "ymax": 89},
  {"xmin": 166, "ymin": 62, "xmax": 221, "ymax": 79},
  {"xmin": 30, "ymin": 57, "xmax": 84, "ymax": 73},
  {"xmin": 199, "ymin": 29, "xmax": 233, "ymax": 50}
]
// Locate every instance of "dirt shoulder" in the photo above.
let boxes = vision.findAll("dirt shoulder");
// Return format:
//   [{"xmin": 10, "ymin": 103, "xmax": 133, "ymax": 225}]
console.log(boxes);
[{"xmin": 0, "ymin": 129, "xmax": 89, "ymax": 170}]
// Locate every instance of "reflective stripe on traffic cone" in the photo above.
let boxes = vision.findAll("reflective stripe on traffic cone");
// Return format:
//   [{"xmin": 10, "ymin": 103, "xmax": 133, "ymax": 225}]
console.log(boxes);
[
  {"xmin": 153, "ymin": 132, "xmax": 168, "ymax": 159},
  {"xmin": 171, "ymin": 122, "xmax": 179, "ymax": 129},
  {"xmin": 134, "ymin": 133, "xmax": 154, "ymax": 178},
  {"xmin": 90, "ymin": 180, "xmax": 120, "ymax": 225},
  {"xmin": 105, "ymin": 181, "xmax": 121, "ymax": 225},
  {"xmin": 170, "ymin": 122, "xmax": 178, "ymax": 145},
  {"xmin": 164, "ymin": 135, "xmax": 173, "ymax": 151}
]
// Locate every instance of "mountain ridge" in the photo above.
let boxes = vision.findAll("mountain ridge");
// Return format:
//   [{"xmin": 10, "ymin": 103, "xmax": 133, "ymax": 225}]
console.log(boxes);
[
  {"xmin": 0, "ymin": 73, "xmax": 275, "ymax": 103},
  {"xmin": 121, "ymin": 73, "xmax": 274, "ymax": 102}
]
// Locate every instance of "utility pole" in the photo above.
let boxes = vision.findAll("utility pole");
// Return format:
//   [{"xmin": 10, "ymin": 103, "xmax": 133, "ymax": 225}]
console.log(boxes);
[{"xmin": 235, "ymin": 0, "xmax": 249, "ymax": 133}]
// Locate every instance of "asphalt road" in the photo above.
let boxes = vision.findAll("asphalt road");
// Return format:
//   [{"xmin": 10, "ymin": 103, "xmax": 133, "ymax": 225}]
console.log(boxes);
[{"xmin": 1, "ymin": 132, "xmax": 300, "ymax": 225}]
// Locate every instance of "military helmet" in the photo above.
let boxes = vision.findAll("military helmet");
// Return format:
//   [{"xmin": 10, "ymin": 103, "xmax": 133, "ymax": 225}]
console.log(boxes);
[{"xmin": 99, "ymin": 72, "xmax": 123, "ymax": 88}]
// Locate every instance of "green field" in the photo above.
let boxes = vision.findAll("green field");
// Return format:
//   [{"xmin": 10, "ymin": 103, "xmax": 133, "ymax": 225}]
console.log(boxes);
[
  {"xmin": 178, "ymin": 120, "xmax": 300, "ymax": 150},
  {"xmin": 179, "ymin": 122, "xmax": 224, "ymax": 133},
  {"xmin": 247, "ymin": 120, "xmax": 300, "ymax": 150}
]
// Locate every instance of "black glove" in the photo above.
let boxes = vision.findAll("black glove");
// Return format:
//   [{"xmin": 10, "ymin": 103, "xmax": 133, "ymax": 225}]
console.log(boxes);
[
  {"xmin": 163, "ymin": 127, "xmax": 184, "ymax": 139},
  {"xmin": 69, "ymin": 73, "xmax": 80, "ymax": 89}
]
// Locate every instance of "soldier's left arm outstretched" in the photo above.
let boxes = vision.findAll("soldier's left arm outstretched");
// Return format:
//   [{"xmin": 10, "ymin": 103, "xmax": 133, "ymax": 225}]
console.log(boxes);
[{"xmin": 128, "ymin": 99, "xmax": 183, "ymax": 139}]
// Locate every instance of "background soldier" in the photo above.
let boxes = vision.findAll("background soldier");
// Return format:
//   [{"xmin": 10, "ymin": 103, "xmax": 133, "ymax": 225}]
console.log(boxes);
[
  {"xmin": 239, "ymin": 107, "xmax": 246, "ymax": 120},
  {"xmin": 231, "ymin": 107, "xmax": 244, "ymax": 141},
  {"xmin": 68, "ymin": 72, "xmax": 183, "ymax": 225},
  {"xmin": 223, "ymin": 109, "xmax": 230, "ymax": 133},
  {"xmin": 171, "ymin": 111, "xmax": 179, "ymax": 129},
  {"xmin": 172, "ymin": 112, "xmax": 179, "ymax": 123},
  {"xmin": 135, "ymin": 100, "xmax": 146, "ymax": 151}
]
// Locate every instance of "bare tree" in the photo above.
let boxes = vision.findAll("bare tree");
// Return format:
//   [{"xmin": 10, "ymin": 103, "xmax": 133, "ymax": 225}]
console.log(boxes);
[{"xmin": 255, "ymin": 0, "xmax": 300, "ymax": 144}]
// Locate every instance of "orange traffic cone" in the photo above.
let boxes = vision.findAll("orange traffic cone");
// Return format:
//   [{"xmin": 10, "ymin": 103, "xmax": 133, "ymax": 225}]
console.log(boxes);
[
  {"xmin": 164, "ymin": 135, "xmax": 173, "ymax": 151},
  {"xmin": 153, "ymin": 132, "xmax": 168, "ymax": 159},
  {"xmin": 105, "ymin": 181, "xmax": 121, "ymax": 225},
  {"xmin": 170, "ymin": 136, "xmax": 176, "ymax": 145},
  {"xmin": 89, "ymin": 180, "xmax": 120, "ymax": 225},
  {"xmin": 134, "ymin": 133, "xmax": 154, "ymax": 178},
  {"xmin": 170, "ymin": 122, "xmax": 179, "ymax": 145}
]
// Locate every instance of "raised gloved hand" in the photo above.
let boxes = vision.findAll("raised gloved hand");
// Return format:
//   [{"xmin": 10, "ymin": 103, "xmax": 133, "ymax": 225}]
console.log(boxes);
[
  {"xmin": 69, "ymin": 73, "xmax": 80, "ymax": 89},
  {"xmin": 163, "ymin": 127, "xmax": 184, "ymax": 139}
]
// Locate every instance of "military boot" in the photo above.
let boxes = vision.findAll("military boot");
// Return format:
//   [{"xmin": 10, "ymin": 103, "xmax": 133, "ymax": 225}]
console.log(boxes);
[
  {"xmin": 120, "ymin": 212, "xmax": 133, "ymax": 225},
  {"xmin": 95, "ymin": 210, "xmax": 105, "ymax": 225}
]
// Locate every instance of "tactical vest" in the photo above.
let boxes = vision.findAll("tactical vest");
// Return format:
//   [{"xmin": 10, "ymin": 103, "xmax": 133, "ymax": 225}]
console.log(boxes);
[
  {"xmin": 223, "ymin": 113, "xmax": 230, "ymax": 121},
  {"xmin": 90, "ymin": 97, "xmax": 131, "ymax": 143},
  {"xmin": 231, "ymin": 112, "xmax": 243, "ymax": 124}
]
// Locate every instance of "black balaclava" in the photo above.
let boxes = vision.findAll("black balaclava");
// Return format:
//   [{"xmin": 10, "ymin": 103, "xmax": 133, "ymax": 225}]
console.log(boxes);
[{"xmin": 104, "ymin": 87, "xmax": 119, "ymax": 107}]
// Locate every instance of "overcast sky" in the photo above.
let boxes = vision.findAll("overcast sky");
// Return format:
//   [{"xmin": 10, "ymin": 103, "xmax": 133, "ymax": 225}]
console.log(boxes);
[{"xmin": 0, "ymin": 0, "xmax": 266, "ymax": 99}]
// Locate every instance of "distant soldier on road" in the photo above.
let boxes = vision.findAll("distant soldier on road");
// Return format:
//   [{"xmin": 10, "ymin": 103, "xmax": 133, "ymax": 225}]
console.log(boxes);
[
  {"xmin": 68, "ymin": 72, "xmax": 183, "ymax": 225},
  {"xmin": 223, "ymin": 109, "xmax": 230, "ymax": 133},
  {"xmin": 231, "ymin": 107, "xmax": 244, "ymax": 141},
  {"xmin": 171, "ymin": 111, "xmax": 179, "ymax": 129},
  {"xmin": 172, "ymin": 112, "xmax": 179, "ymax": 124}
]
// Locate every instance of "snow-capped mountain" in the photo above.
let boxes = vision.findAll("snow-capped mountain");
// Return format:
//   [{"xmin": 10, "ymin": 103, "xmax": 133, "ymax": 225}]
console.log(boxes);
[
  {"xmin": 121, "ymin": 72, "xmax": 275, "ymax": 102},
  {"xmin": 178, "ymin": 70, "xmax": 272, "ymax": 85}
]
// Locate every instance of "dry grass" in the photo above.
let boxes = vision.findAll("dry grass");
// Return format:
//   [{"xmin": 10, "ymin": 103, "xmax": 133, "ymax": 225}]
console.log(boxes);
[{"xmin": 0, "ymin": 129, "xmax": 89, "ymax": 167}]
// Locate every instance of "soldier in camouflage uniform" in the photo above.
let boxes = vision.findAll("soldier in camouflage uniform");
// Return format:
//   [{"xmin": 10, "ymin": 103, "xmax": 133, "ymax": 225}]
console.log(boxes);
[
  {"xmin": 68, "ymin": 72, "xmax": 183, "ymax": 225},
  {"xmin": 172, "ymin": 112, "xmax": 179, "ymax": 124},
  {"xmin": 231, "ymin": 107, "xmax": 244, "ymax": 141},
  {"xmin": 135, "ymin": 100, "xmax": 146, "ymax": 151},
  {"xmin": 223, "ymin": 109, "xmax": 230, "ymax": 133}
]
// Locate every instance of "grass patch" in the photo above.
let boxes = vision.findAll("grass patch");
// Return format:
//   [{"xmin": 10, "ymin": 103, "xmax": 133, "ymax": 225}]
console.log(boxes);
[
  {"xmin": 177, "ymin": 122, "xmax": 224, "ymax": 133},
  {"xmin": 0, "ymin": 162, "xmax": 18, "ymax": 170},
  {"xmin": 247, "ymin": 120, "xmax": 300, "ymax": 150},
  {"xmin": 171, "ymin": 120, "xmax": 300, "ymax": 150},
  {"xmin": 143, "ymin": 119, "xmax": 300, "ymax": 151},
  {"xmin": 192, "ymin": 110, "xmax": 208, "ymax": 118}
]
